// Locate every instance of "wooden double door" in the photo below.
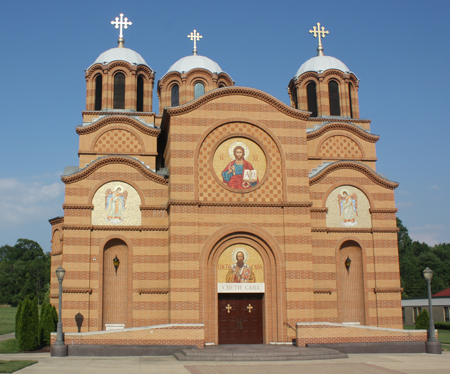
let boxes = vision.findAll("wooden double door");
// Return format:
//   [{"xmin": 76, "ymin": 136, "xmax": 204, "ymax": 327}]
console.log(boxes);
[{"xmin": 218, "ymin": 293, "xmax": 263, "ymax": 344}]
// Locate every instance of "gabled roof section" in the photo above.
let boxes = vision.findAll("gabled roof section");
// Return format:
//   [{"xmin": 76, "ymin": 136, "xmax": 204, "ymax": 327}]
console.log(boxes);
[
  {"xmin": 61, "ymin": 156, "xmax": 168, "ymax": 185},
  {"xmin": 76, "ymin": 115, "xmax": 160, "ymax": 137},
  {"xmin": 309, "ymin": 161, "xmax": 399, "ymax": 189},
  {"xmin": 163, "ymin": 86, "xmax": 310, "ymax": 121},
  {"xmin": 433, "ymin": 287, "xmax": 450, "ymax": 297}
]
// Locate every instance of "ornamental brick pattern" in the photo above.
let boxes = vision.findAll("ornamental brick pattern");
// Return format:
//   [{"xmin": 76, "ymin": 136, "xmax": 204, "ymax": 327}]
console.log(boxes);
[{"xmin": 49, "ymin": 50, "xmax": 408, "ymax": 349}]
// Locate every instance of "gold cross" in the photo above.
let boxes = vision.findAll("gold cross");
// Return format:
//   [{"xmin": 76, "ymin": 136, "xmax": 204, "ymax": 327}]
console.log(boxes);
[
  {"xmin": 247, "ymin": 304, "xmax": 253, "ymax": 313},
  {"xmin": 309, "ymin": 22, "xmax": 329, "ymax": 51},
  {"xmin": 226, "ymin": 304, "xmax": 232, "ymax": 313}
]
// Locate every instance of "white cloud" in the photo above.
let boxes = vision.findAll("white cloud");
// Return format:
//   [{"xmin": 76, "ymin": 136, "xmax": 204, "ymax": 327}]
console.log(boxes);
[
  {"xmin": 0, "ymin": 178, "xmax": 64, "ymax": 227},
  {"xmin": 409, "ymin": 224, "xmax": 449, "ymax": 246},
  {"xmin": 428, "ymin": 185, "xmax": 440, "ymax": 190}
]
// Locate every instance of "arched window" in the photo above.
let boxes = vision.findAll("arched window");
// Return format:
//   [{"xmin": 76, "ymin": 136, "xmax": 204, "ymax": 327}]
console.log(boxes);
[
  {"xmin": 94, "ymin": 74, "xmax": 102, "ymax": 111},
  {"xmin": 219, "ymin": 83, "xmax": 226, "ymax": 88},
  {"xmin": 328, "ymin": 80, "xmax": 341, "ymax": 116},
  {"xmin": 348, "ymin": 83, "xmax": 354, "ymax": 118},
  {"xmin": 136, "ymin": 75, "xmax": 144, "ymax": 112},
  {"xmin": 113, "ymin": 72, "xmax": 125, "ymax": 109},
  {"xmin": 306, "ymin": 82, "xmax": 318, "ymax": 116},
  {"xmin": 194, "ymin": 82, "xmax": 205, "ymax": 99},
  {"xmin": 171, "ymin": 84, "xmax": 179, "ymax": 107}
]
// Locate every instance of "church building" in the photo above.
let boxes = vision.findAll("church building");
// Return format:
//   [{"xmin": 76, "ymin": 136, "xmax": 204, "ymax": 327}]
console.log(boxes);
[{"xmin": 49, "ymin": 17, "xmax": 427, "ymax": 354}]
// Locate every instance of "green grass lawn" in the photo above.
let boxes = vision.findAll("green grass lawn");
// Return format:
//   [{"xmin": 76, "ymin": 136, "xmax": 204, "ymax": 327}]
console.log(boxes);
[
  {"xmin": 0, "ymin": 340, "xmax": 20, "ymax": 354},
  {"xmin": 0, "ymin": 360, "xmax": 37, "ymax": 373},
  {"xmin": 0, "ymin": 307, "xmax": 17, "ymax": 335}
]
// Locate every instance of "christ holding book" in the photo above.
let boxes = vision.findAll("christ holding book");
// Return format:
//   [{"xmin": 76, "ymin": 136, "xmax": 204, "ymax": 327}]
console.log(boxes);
[{"xmin": 222, "ymin": 145, "xmax": 258, "ymax": 189}]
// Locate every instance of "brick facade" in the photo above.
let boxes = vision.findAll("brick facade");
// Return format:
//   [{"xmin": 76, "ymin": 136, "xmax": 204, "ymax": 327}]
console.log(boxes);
[{"xmin": 49, "ymin": 42, "xmax": 410, "ymax": 349}]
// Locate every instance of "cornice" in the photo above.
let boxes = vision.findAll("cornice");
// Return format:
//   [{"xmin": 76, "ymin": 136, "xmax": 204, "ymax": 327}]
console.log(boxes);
[
  {"xmin": 50, "ymin": 250, "xmax": 63, "ymax": 256},
  {"xmin": 79, "ymin": 151, "xmax": 158, "ymax": 157},
  {"xmin": 307, "ymin": 122, "xmax": 380, "ymax": 143},
  {"xmin": 76, "ymin": 116, "xmax": 160, "ymax": 136},
  {"xmin": 307, "ymin": 117, "xmax": 371, "ymax": 125},
  {"xmin": 63, "ymin": 204, "xmax": 93, "ymax": 210},
  {"xmin": 61, "ymin": 156, "xmax": 168, "ymax": 185},
  {"xmin": 83, "ymin": 110, "xmax": 156, "ymax": 118},
  {"xmin": 374, "ymin": 287, "xmax": 403, "ymax": 294},
  {"xmin": 167, "ymin": 200, "xmax": 313, "ymax": 208},
  {"xmin": 49, "ymin": 217, "xmax": 64, "ymax": 225},
  {"xmin": 138, "ymin": 288, "xmax": 169, "ymax": 295},
  {"xmin": 62, "ymin": 224, "xmax": 169, "ymax": 231},
  {"xmin": 369, "ymin": 208, "xmax": 398, "ymax": 214},
  {"xmin": 140, "ymin": 205, "xmax": 167, "ymax": 210},
  {"xmin": 62, "ymin": 288, "xmax": 92, "ymax": 294},
  {"xmin": 313, "ymin": 289, "xmax": 334, "ymax": 295},
  {"xmin": 164, "ymin": 86, "xmax": 310, "ymax": 120},
  {"xmin": 311, "ymin": 207, "xmax": 328, "ymax": 213},
  {"xmin": 311, "ymin": 227, "xmax": 399, "ymax": 233},
  {"xmin": 309, "ymin": 161, "xmax": 399, "ymax": 190}
]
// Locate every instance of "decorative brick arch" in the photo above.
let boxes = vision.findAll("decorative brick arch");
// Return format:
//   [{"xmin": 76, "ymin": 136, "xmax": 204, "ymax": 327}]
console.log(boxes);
[
  {"xmin": 90, "ymin": 125, "xmax": 146, "ymax": 154},
  {"xmin": 193, "ymin": 117, "xmax": 288, "ymax": 201},
  {"xmin": 316, "ymin": 132, "xmax": 366, "ymax": 159},
  {"xmin": 96, "ymin": 234, "xmax": 134, "ymax": 331},
  {"xmin": 199, "ymin": 224, "xmax": 286, "ymax": 345}
]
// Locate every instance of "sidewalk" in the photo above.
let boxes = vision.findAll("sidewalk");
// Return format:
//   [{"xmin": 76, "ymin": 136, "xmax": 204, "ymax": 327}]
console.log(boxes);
[
  {"xmin": 1, "ymin": 352, "xmax": 449, "ymax": 374},
  {"xmin": 0, "ymin": 333, "xmax": 15, "ymax": 342}
]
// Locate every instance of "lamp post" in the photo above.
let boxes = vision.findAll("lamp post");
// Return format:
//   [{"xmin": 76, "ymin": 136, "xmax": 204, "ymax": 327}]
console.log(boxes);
[
  {"xmin": 423, "ymin": 267, "xmax": 441, "ymax": 354},
  {"xmin": 51, "ymin": 266, "xmax": 68, "ymax": 356}
]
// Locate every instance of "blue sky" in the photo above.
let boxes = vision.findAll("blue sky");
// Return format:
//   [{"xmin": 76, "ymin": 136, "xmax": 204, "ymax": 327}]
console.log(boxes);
[{"xmin": 1, "ymin": 0, "xmax": 449, "ymax": 252}]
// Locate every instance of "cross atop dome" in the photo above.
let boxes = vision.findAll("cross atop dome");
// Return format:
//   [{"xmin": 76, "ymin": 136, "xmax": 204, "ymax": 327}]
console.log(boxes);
[
  {"xmin": 309, "ymin": 22, "xmax": 329, "ymax": 56},
  {"xmin": 187, "ymin": 29, "xmax": 202, "ymax": 56},
  {"xmin": 111, "ymin": 13, "xmax": 132, "ymax": 48}
]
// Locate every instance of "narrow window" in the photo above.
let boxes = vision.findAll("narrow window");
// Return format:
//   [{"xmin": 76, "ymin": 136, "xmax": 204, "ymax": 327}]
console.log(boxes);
[
  {"xmin": 94, "ymin": 75, "xmax": 102, "ymax": 110},
  {"xmin": 328, "ymin": 80, "xmax": 341, "ymax": 116},
  {"xmin": 194, "ymin": 82, "xmax": 205, "ymax": 99},
  {"xmin": 445, "ymin": 307, "xmax": 450, "ymax": 322},
  {"xmin": 402, "ymin": 307, "xmax": 405, "ymax": 325},
  {"xmin": 291, "ymin": 86, "xmax": 298, "ymax": 109},
  {"xmin": 306, "ymin": 82, "xmax": 318, "ymax": 117},
  {"xmin": 136, "ymin": 75, "xmax": 144, "ymax": 112},
  {"xmin": 348, "ymin": 83, "xmax": 354, "ymax": 118},
  {"xmin": 113, "ymin": 72, "xmax": 125, "ymax": 109},
  {"xmin": 171, "ymin": 84, "xmax": 179, "ymax": 107}
]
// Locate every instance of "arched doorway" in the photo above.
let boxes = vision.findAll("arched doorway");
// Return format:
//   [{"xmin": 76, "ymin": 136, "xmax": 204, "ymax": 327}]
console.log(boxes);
[
  {"xmin": 337, "ymin": 240, "xmax": 366, "ymax": 324},
  {"xmin": 200, "ymin": 229, "xmax": 286, "ymax": 345},
  {"xmin": 102, "ymin": 239, "xmax": 128, "ymax": 329}
]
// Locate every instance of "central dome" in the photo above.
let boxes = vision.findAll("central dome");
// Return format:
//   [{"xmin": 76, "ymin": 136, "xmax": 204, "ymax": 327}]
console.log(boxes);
[
  {"xmin": 165, "ymin": 55, "xmax": 224, "ymax": 76},
  {"xmin": 295, "ymin": 55, "xmax": 351, "ymax": 78},
  {"xmin": 89, "ymin": 47, "xmax": 151, "ymax": 70}
]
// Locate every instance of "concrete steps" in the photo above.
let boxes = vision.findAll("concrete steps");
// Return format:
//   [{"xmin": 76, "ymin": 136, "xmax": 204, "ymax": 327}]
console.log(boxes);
[{"xmin": 174, "ymin": 344, "xmax": 347, "ymax": 361}]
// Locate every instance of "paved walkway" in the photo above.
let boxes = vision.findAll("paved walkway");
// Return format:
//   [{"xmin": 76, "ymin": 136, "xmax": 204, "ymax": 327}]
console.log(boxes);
[
  {"xmin": 0, "ymin": 333, "xmax": 15, "ymax": 342},
  {"xmin": 0, "ymin": 352, "xmax": 449, "ymax": 374}
]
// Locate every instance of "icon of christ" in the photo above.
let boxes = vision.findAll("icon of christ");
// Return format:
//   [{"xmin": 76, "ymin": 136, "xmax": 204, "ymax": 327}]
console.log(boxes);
[{"xmin": 222, "ymin": 145, "xmax": 259, "ymax": 189}]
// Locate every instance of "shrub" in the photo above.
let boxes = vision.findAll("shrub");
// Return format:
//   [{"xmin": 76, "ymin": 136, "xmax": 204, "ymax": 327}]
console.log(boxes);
[
  {"xmin": 435, "ymin": 321, "xmax": 450, "ymax": 330},
  {"xmin": 38, "ymin": 302, "xmax": 48, "ymax": 346},
  {"xmin": 15, "ymin": 300, "xmax": 23, "ymax": 340},
  {"xmin": 415, "ymin": 309, "xmax": 430, "ymax": 330},
  {"xmin": 18, "ymin": 297, "xmax": 38, "ymax": 351},
  {"xmin": 39, "ymin": 302, "xmax": 56, "ymax": 346}
]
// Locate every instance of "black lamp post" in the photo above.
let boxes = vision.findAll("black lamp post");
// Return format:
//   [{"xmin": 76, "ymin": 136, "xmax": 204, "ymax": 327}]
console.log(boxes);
[
  {"xmin": 51, "ymin": 266, "xmax": 68, "ymax": 356},
  {"xmin": 423, "ymin": 267, "xmax": 441, "ymax": 354}
]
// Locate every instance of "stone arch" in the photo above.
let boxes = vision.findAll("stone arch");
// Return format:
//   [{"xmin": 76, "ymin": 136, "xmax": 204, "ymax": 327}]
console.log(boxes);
[
  {"xmin": 97, "ymin": 235, "xmax": 134, "ymax": 331},
  {"xmin": 335, "ymin": 239, "xmax": 367, "ymax": 325},
  {"xmin": 199, "ymin": 224, "xmax": 286, "ymax": 344}
]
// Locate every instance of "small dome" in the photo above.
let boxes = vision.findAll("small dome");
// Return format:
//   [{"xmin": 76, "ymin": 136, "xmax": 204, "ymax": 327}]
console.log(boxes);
[
  {"xmin": 295, "ymin": 55, "xmax": 351, "ymax": 78},
  {"xmin": 89, "ymin": 47, "xmax": 152, "ymax": 70},
  {"xmin": 165, "ymin": 55, "xmax": 223, "ymax": 76}
]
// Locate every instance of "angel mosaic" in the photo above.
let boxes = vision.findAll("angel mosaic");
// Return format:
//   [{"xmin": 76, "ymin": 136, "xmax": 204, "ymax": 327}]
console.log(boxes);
[
  {"xmin": 338, "ymin": 189, "xmax": 358, "ymax": 227},
  {"xmin": 105, "ymin": 186, "xmax": 128, "ymax": 224}
]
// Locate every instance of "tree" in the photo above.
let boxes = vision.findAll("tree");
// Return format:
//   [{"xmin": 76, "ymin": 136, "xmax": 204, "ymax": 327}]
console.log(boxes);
[
  {"xmin": 415, "ymin": 309, "xmax": 430, "ymax": 330},
  {"xmin": 0, "ymin": 239, "xmax": 50, "ymax": 306},
  {"xmin": 18, "ymin": 297, "xmax": 38, "ymax": 351},
  {"xmin": 15, "ymin": 300, "xmax": 23, "ymax": 340},
  {"xmin": 39, "ymin": 302, "xmax": 56, "ymax": 346}
]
